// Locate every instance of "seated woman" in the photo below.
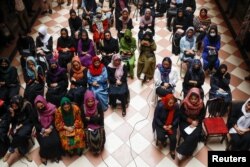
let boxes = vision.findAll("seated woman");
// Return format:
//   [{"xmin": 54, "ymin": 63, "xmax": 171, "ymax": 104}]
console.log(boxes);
[
  {"xmin": 119, "ymin": 29, "xmax": 137, "ymax": 79},
  {"xmin": 34, "ymin": 95, "xmax": 62, "ymax": 165},
  {"xmin": 67, "ymin": 56, "xmax": 87, "ymax": 107},
  {"xmin": 138, "ymin": 9, "xmax": 155, "ymax": 41},
  {"xmin": 0, "ymin": 100, "xmax": 10, "ymax": 158},
  {"xmin": 99, "ymin": 30, "xmax": 119, "ymax": 67},
  {"xmin": 92, "ymin": 7, "xmax": 109, "ymax": 51},
  {"xmin": 36, "ymin": 26, "xmax": 53, "ymax": 72},
  {"xmin": 82, "ymin": 90, "xmax": 105, "ymax": 154},
  {"xmin": 98, "ymin": 0, "xmax": 114, "ymax": 26},
  {"xmin": 209, "ymin": 64, "xmax": 232, "ymax": 103},
  {"xmin": 87, "ymin": 56, "xmax": 109, "ymax": 111},
  {"xmin": 176, "ymin": 88, "xmax": 205, "ymax": 160},
  {"xmin": 114, "ymin": 0, "xmax": 130, "ymax": 24},
  {"xmin": 183, "ymin": 59, "xmax": 205, "ymax": 98},
  {"xmin": 24, "ymin": 56, "xmax": 45, "ymax": 104},
  {"xmin": 3, "ymin": 95, "xmax": 33, "ymax": 166},
  {"xmin": 202, "ymin": 25, "xmax": 221, "ymax": 72},
  {"xmin": 116, "ymin": 8, "xmax": 133, "ymax": 39},
  {"xmin": 77, "ymin": 29, "xmax": 95, "ymax": 67},
  {"xmin": 68, "ymin": 9, "xmax": 82, "ymax": 37},
  {"xmin": 228, "ymin": 98, "xmax": 250, "ymax": 151},
  {"xmin": 107, "ymin": 54, "xmax": 129, "ymax": 116},
  {"xmin": 55, "ymin": 97, "xmax": 85, "ymax": 156},
  {"xmin": 16, "ymin": 33, "xmax": 36, "ymax": 72},
  {"xmin": 0, "ymin": 58, "xmax": 20, "ymax": 104},
  {"xmin": 193, "ymin": 7, "xmax": 211, "ymax": 50},
  {"xmin": 152, "ymin": 94, "xmax": 179, "ymax": 159},
  {"xmin": 180, "ymin": 27, "xmax": 196, "ymax": 62},
  {"xmin": 57, "ymin": 28, "xmax": 75, "ymax": 68},
  {"xmin": 46, "ymin": 59, "xmax": 68, "ymax": 107},
  {"xmin": 137, "ymin": 31, "xmax": 157, "ymax": 82},
  {"xmin": 154, "ymin": 57, "xmax": 178, "ymax": 97}
]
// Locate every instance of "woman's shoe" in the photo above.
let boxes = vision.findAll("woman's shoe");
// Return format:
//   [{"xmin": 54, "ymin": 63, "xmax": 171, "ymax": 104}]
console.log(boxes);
[
  {"xmin": 41, "ymin": 159, "xmax": 47, "ymax": 165},
  {"xmin": 170, "ymin": 152, "xmax": 175, "ymax": 160},
  {"xmin": 122, "ymin": 108, "xmax": 126, "ymax": 117}
]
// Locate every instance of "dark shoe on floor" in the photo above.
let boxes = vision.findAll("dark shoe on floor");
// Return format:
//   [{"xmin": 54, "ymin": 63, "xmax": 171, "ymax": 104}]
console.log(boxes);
[
  {"xmin": 67, "ymin": 2, "xmax": 71, "ymax": 6},
  {"xmin": 49, "ymin": 9, "xmax": 52, "ymax": 14},
  {"xmin": 170, "ymin": 152, "xmax": 175, "ymax": 160},
  {"xmin": 167, "ymin": 26, "xmax": 172, "ymax": 32},
  {"xmin": 122, "ymin": 108, "xmax": 126, "ymax": 117}
]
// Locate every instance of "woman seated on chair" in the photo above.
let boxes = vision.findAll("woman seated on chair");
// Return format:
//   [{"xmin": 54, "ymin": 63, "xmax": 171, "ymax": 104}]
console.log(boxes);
[
  {"xmin": 116, "ymin": 8, "xmax": 133, "ymax": 39},
  {"xmin": 107, "ymin": 54, "xmax": 129, "ymax": 117},
  {"xmin": 82, "ymin": 90, "xmax": 105, "ymax": 154},
  {"xmin": 0, "ymin": 58, "xmax": 20, "ymax": 104},
  {"xmin": 0, "ymin": 100, "xmax": 10, "ymax": 158},
  {"xmin": 176, "ymin": 88, "xmax": 205, "ymax": 160},
  {"xmin": 67, "ymin": 56, "xmax": 88, "ymax": 107},
  {"xmin": 228, "ymin": 98, "xmax": 250, "ymax": 151},
  {"xmin": 77, "ymin": 29, "xmax": 96, "ymax": 68},
  {"xmin": 180, "ymin": 26, "xmax": 196, "ymax": 63},
  {"xmin": 152, "ymin": 94, "xmax": 179, "ymax": 160},
  {"xmin": 140, "ymin": 0, "xmax": 155, "ymax": 16},
  {"xmin": 57, "ymin": 28, "xmax": 75, "ymax": 68},
  {"xmin": 154, "ymin": 57, "xmax": 178, "ymax": 97},
  {"xmin": 209, "ymin": 64, "xmax": 232, "ymax": 103},
  {"xmin": 202, "ymin": 25, "xmax": 221, "ymax": 73},
  {"xmin": 87, "ymin": 56, "xmax": 109, "ymax": 111},
  {"xmin": 137, "ymin": 31, "xmax": 157, "ymax": 82},
  {"xmin": 99, "ymin": 30, "xmax": 119, "ymax": 67},
  {"xmin": 119, "ymin": 29, "xmax": 137, "ymax": 79},
  {"xmin": 182, "ymin": 59, "xmax": 205, "ymax": 98},
  {"xmin": 24, "ymin": 56, "xmax": 45, "ymax": 104},
  {"xmin": 34, "ymin": 95, "xmax": 62, "ymax": 165},
  {"xmin": 3, "ymin": 95, "xmax": 33, "ymax": 166},
  {"xmin": 138, "ymin": 9, "xmax": 155, "ymax": 41},
  {"xmin": 55, "ymin": 97, "xmax": 85, "ymax": 156}
]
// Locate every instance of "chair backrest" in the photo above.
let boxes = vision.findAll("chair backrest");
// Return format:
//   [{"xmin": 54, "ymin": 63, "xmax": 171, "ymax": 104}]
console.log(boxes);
[
  {"xmin": 227, "ymin": 100, "xmax": 245, "ymax": 126},
  {"xmin": 205, "ymin": 98, "xmax": 229, "ymax": 117}
]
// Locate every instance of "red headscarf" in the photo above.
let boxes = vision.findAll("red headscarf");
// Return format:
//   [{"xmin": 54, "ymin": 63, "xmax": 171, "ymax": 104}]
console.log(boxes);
[
  {"xmin": 182, "ymin": 88, "xmax": 203, "ymax": 116},
  {"xmin": 89, "ymin": 56, "xmax": 104, "ymax": 76},
  {"xmin": 162, "ymin": 94, "xmax": 176, "ymax": 135}
]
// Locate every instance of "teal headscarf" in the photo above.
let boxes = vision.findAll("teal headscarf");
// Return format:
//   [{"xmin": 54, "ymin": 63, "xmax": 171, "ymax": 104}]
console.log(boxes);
[{"xmin": 60, "ymin": 97, "xmax": 74, "ymax": 127}]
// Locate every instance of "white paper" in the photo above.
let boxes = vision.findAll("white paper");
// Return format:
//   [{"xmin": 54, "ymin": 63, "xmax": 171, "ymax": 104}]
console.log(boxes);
[{"xmin": 184, "ymin": 126, "xmax": 196, "ymax": 135}]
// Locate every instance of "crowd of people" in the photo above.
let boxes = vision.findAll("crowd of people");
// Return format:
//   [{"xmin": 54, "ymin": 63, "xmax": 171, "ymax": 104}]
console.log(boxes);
[{"xmin": 0, "ymin": 0, "xmax": 250, "ymax": 166}]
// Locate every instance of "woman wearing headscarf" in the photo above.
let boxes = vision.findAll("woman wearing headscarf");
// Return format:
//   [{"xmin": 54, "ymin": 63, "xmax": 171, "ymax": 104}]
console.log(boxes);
[
  {"xmin": 119, "ymin": 29, "xmax": 137, "ymax": 79},
  {"xmin": 57, "ymin": 28, "xmax": 75, "ymax": 68},
  {"xmin": 202, "ymin": 25, "xmax": 221, "ymax": 72},
  {"xmin": 99, "ymin": 30, "xmax": 119, "ymax": 67},
  {"xmin": 36, "ymin": 26, "xmax": 53, "ymax": 72},
  {"xmin": 77, "ymin": 29, "xmax": 95, "ymax": 67},
  {"xmin": 209, "ymin": 64, "xmax": 232, "ymax": 103},
  {"xmin": 107, "ymin": 54, "xmax": 129, "ymax": 116},
  {"xmin": 67, "ymin": 56, "xmax": 87, "ymax": 106},
  {"xmin": 17, "ymin": 33, "xmax": 36, "ymax": 72},
  {"xmin": 176, "ymin": 88, "xmax": 205, "ymax": 160},
  {"xmin": 46, "ymin": 59, "xmax": 68, "ymax": 107},
  {"xmin": 116, "ymin": 8, "xmax": 133, "ymax": 39},
  {"xmin": 3, "ymin": 95, "xmax": 33, "ymax": 166},
  {"xmin": 87, "ymin": 56, "xmax": 109, "ymax": 111},
  {"xmin": 34, "ymin": 95, "xmax": 62, "ymax": 165},
  {"xmin": 154, "ymin": 57, "xmax": 178, "ymax": 97},
  {"xmin": 55, "ymin": 97, "xmax": 85, "ymax": 156},
  {"xmin": 193, "ymin": 7, "xmax": 211, "ymax": 50},
  {"xmin": 0, "ymin": 58, "xmax": 20, "ymax": 104},
  {"xmin": 182, "ymin": 59, "xmax": 205, "ymax": 98},
  {"xmin": 137, "ymin": 31, "xmax": 157, "ymax": 82},
  {"xmin": 68, "ymin": 9, "xmax": 82, "ymax": 37},
  {"xmin": 24, "ymin": 56, "xmax": 45, "ymax": 104},
  {"xmin": 180, "ymin": 26, "xmax": 196, "ymax": 62},
  {"xmin": 0, "ymin": 100, "xmax": 10, "ymax": 158},
  {"xmin": 228, "ymin": 98, "xmax": 250, "ymax": 151},
  {"xmin": 152, "ymin": 94, "xmax": 179, "ymax": 159},
  {"xmin": 82, "ymin": 90, "xmax": 105, "ymax": 154},
  {"xmin": 138, "ymin": 9, "xmax": 155, "ymax": 40},
  {"xmin": 114, "ymin": 0, "xmax": 130, "ymax": 23}
]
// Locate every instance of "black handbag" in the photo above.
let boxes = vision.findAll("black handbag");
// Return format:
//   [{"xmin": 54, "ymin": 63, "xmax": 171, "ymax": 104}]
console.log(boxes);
[
  {"xmin": 167, "ymin": 7, "xmax": 177, "ymax": 17},
  {"xmin": 207, "ymin": 49, "xmax": 218, "ymax": 63}
]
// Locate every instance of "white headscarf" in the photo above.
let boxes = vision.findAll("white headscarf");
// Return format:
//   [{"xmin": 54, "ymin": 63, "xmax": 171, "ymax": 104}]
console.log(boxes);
[{"xmin": 38, "ymin": 26, "xmax": 51, "ymax": 46}]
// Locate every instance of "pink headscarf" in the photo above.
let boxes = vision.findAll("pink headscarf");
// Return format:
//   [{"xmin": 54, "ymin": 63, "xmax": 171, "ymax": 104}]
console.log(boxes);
[
  {"xmin": 108, "ymin": 54, "xmax": 124, "ymax": 80},
  {"xmin": 34, "ymin": 95, "xmax": 56, "ymax": 129}
]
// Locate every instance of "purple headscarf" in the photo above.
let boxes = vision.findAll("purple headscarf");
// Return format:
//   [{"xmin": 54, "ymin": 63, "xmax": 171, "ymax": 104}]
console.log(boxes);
[
  {"xmin": 47, "ymin": 59, "xmax": 66, "ymax": 82},
  {"xmin": 34, "ymin": 95, "xmax": 56, "ymax": 129}
]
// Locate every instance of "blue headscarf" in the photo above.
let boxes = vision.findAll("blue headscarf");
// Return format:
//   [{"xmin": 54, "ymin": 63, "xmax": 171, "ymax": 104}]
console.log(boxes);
[
  {"xmin": 157, "ymin": 57, "xmax": 172, "ymax": 83},
  {"xmin": 26, "ymin": 56, "xmax": 42, "ymax": 80}
]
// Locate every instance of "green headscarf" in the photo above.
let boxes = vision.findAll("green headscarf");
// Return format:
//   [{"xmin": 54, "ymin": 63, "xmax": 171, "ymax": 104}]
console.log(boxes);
[{"xmin": 60, "ymin": 97, "xmax": 74, "ymax": 127}]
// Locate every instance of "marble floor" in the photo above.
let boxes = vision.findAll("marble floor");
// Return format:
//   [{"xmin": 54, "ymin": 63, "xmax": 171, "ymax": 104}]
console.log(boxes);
[{"xmin": 1, "ymin": 0, "xmax": 250, "ymax": 166}]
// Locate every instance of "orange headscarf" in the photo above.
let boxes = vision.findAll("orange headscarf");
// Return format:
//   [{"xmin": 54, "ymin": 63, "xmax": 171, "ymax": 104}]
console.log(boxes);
[{"xmin": 71, "ymin": 56, "xmax": 85, "ymax": 80}]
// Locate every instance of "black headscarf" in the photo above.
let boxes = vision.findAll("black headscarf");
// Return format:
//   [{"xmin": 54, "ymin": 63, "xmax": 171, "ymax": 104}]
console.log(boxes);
[
  {"xmin": 0, "ymin": 57, "xmax": 11, "ymax": 74},
  {"xmin": 57, "ymin": 28, "xmax": 73, "ymax": 48},
  {"xmin": 214, "ymin": 64, "xmax": 227, "ymax": 78},
  {"xmin": 80, "ymin": 29, "xmax": 91, "ymax": 51},
  {"xmin": 142, "ymin": 31, "xmax": 153, "ymax": 42},
  {"xmin": 10, "ymin": 95, "xmax": 24, "ymax": 113},
  {"xmin": 208, "ymin": 25, "xmax": 220, "ymax": 44}
]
